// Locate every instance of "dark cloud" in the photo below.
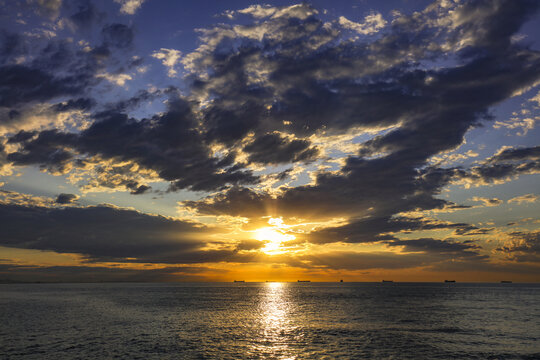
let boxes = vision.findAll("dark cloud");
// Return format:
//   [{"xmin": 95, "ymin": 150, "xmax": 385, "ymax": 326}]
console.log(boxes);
[
  {"xmin": 453, "ymin": 226, "xmax": 493, "ymax": 236},
  {"xmin": 0, "ymin": 30, "xmax": 25, "ymax": 65},
  {"xmin": 6, "ymin": 130, "xmax": 37, "ymax": 144},
  {"xmin": 103, "ymin": 89, "xmax": 166, "ymax": 112},
  {"xmin": 8, "ymin": 100, "xmax": 258, "ymax": 191},
  {"xmin": 55, "ymin": 193, "xmax": 79, "ymax": 204},
  {"xmin": 0, "ymin": 143, "xmax": 8, "ymax": 171},
  {"xmin": 307, "ymin": 216, "xmax": 475, "ymax": 245},
  {"xmin": 0, "ymin": 202, "xmax": 230, "ymax": 264},
  {"xmin": 1, "ymin": 0, "xmax": 539, "ymax": 273},
  {"xmin": 89, "ymin": 44, "xmax": 111, "ymax": 60},
  {"xmin": 298, "ymin": 251, "xmax": 433, "ymax": 271},
  {"xmin": 444, "ymin": 0, "xmax": 539, "ymax": 51},
  {"xmin": 243, "ymin": 133, "xmax": 318, "ymax": 165},
  {"xmin": 180, "ymin": 0, "xmax": 540, "ymax": 246},
  {"xmin": 69, "ymin": 0, "xmax": 104, "ymax": 29},
  {"xmin": 0, "ymin": 65, "xmax": 91, "ymax": 108},
  {"xmin": 7, "ymin": 129, "xmax": 76, "ymax": 174},
  {"xmin": 202, "ymin": 100, "xmax": 266, "ymax": 146},
  {"xmin": 0, "ymin": 264, "xmax": 212, "ymax": 283},
  {"xmin": 293, "ymin": 238, "xmax": 487, "ymax": 271},
  {"xmin": 183, "ymin": 156, "xmax": 455, "ymax": 221},
  {"xmin": 427, "ymin": 257, "xmax": 540, "ymax": 274},
  {"xmin": 386, "ymin": 238, "xmax": 485, "ymax": 259},
  {"xmin": 273, "ymin": 168, "xmax": 293, "ymax": 181},
  {"xmin": 184, "ymin": 185, "xmax": 478, "ymax": 246},
  {"xmin": 235, "ymin": 239, "xmax": 265, "ymax": 251},
  {"xmin": 5, "ymin": 0, "xmax": 540, "ymax": 198},
  {"xmin": 129, "ymin": 184, "xmax": 151, "ymax": 195},
  {"xmin": 458, "ymin": 146, "xmax": 540, "ymax": 185},
  {"xmin": 102, "ymin": 24, "xmax": 134, "ymax": 49},
  {"xmin": 488, "ymin": 146, "xmax": 540, "ymax": 163},
  {"xmin": 0, "ymin": 35, "xmax": 109, "ymax": 114},
  {"xmin": 51, "ymin": 98, "xmax": 96, "ymax": 112},
  {"xmin": 182, "ymin": 187, "xmax": 274, "ymax": 218},
  {"xmin": 185, "ymin": 0, "xmax": 540, "ymax": 145}
]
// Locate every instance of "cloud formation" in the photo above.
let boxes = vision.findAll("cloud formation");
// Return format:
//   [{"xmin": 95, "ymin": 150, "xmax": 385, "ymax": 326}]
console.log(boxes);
[
  {"xmin": 55, "ymin": 193, "xmax": 79, "ymax": 204},
  {"xmin": 0, "ymin": 202, "xmax": 216, "ymax": 264},
  {"xmin": 114, "ymin": 0, "xmax": 146, "ymax": 15},
  {"xmin": 151, "ymin": 48, "xmax": 182, "ymax": 77},
  {"xmin": 0, "ymin": 0, "xmax": 539, "ymax": 279}
]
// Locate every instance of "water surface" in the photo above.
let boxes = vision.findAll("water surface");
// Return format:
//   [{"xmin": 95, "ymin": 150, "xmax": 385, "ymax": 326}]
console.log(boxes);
[{"xmin": 1, "ymin": 282, "xmax": 538, "ymax": 359}]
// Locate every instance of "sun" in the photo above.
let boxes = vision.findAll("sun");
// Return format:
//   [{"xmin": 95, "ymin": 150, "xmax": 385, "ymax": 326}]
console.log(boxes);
[{"xmin": 254, "ymin": 218, "xmax": 295, "ymax": 254}]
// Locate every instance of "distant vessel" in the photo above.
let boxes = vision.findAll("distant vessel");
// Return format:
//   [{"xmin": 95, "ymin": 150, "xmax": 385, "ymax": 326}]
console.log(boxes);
[
  {"xmin": 500, "ymin": 281, "xmax": 512, "ymax": 283},
  {"xmin": 340, "ymin": 279, "xmax": 343, "ymax": 282},
  {"xmin": 444, "ymin": 280, "xmax": 456, "ymax": 283},
  {"xmin": 297, "ymin": 280, "xmax": 310, "ymax": 282},
  {"xmin": 382, "ymin": 280, "xmax": 393, "ymax": 283},
  {"xmin": 233, "ymin": 280, "xmax": 245, "ymax": 283}
]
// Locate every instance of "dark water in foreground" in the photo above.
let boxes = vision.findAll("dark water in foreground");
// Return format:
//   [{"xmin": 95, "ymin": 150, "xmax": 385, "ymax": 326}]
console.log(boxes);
[{"xmin": 0, "ymin": 282, "xmax": 538, "ymax": 359}]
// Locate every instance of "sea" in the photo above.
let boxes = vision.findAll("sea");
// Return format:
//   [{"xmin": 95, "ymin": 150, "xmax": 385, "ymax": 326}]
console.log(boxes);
[{"xmin": 0, "ymin": 282, "xmax": 538, "ymax": 359}]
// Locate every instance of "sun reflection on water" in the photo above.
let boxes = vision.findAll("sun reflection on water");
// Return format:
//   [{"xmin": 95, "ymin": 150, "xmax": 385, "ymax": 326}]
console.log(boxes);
[{"xmin": 255, "ymin": 282, "xmax": 297, "ymax": 359}]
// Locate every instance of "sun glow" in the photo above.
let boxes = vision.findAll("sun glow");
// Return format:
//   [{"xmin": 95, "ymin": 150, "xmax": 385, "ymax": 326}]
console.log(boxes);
[{"xmin": 254, "ymin": 218, "xmax": 296, "ymax": 254}]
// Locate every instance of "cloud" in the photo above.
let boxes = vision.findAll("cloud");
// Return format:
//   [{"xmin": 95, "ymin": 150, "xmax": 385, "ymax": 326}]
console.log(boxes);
[
  {"xmin": 102, "ymin": 24, "xmax": 134, "ymax": 49},
  {"xmin": 151, "ymin": 48, "xmax": 182, "ymax": 77},
  {"xmin": 471, "ymin": 196, "xmax": 503, "ymax": 207},
  {"xmin": 0, "ymin": 64, "xmax": 93, "ymax": 108},
  {"xmin": 7, "ymin": 129, "xmax": 76, "ymax": 175},
  {"xmin": 7, "ymin": 100, "xmax": 258, "ymax": 191},
  {"xmin": 96, "ymin": 72, "xmax": 133, "ymax": 87},
  {"xmin": 235, "ymin": 4, "xmax": 318, "ymax": 20},
  {"xmin": 0, "ymin": 34, "xmax": 116, "ymax": 115},
  {"xmin": 497, "ymin": 230, "xmax": 540, "ymax": 263},
  {"xmin": 28, "ymin": 0, "xmax": 63, "ymax": 20},
  {"xmin": 0, "ymin": 202, "xmax": 226, "ymax": 264},
  {"xmin": 458, "ymin": 146, "xmax": 540, "ymax": 186},
  {"xmin": 114, "ymin": 0, "xmax": 146, "ymax": 15},
  {"xmin": 386, "ymin": 238, "xmax": 485, "ymax": 259},
  {"xmin": 338, "ymin": 13, "xmax": 387, "ymax": 35},
  {"xmin": 306, "ymin": 215, "xmax": 476, "ymax": 244},
  {"xmin": 52, "ymin": 98, "xmax": 95, "ymax": 112},
  {"xmin": 68, "ymin": 1, "xmax": 104, "ymax": 30},
  {"xmin": 0, "ymin": 190, "xmax": 56, "ymax": 207},
  {"xmin": 297, "ymin": 241, "xmax": 486, "ymax": 270},
  {"xmin": 55, "ymin": 193, "xmax": 79, "ymax": 204},
  {"xmin": 0, "ymin": 102, "xmax": 90, "ymax": 136},
  {"xmin": 7, "ymin": 0, "xmax": 540, "ymax": 199},
  {"xmin": 243, "ymin": 133, "xmax": 319, "ymax": 165},
  {"xmin": 299, "ymin": 251, "xmax": 429, "ymax": 270},
  {"xmin": 183, "ymin": 153, "xmax": 458, "ymax": 222},
  {"xmin": 493, "ymin": 118, "xmax": 535, "ymax": 136},
  {"xmin": 0, "ymin": 263, "xmax": 211, "ymax": 283},
  {"xmin": 0, "ymin": 30, "xmax": 26, "ymax": 65},
  {"xmin": 508, "ymin": 194, "xmax": 538, "ymax": 204},
  {"xmin": 1, "ymin": 0, "xmax": 540, "ymax": 269},
  {"xmin": 530, "ymin": 91, "xmax": 540, "ymax": 106}
]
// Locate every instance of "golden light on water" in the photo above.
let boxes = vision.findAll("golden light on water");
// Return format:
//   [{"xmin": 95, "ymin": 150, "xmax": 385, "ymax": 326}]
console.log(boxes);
[
  {"xmin": 256, "ymin": 282, "xmax": 297, "ymax": 359},
  {"xmin": 254, "ymin": 218, "xmax": 296, "ymax": 254}
]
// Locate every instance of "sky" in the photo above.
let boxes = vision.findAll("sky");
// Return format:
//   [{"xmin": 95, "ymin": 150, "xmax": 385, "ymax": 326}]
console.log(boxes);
[{"xmin": 0, "ymin": 0, "xmax": 539, "ymax": 282}]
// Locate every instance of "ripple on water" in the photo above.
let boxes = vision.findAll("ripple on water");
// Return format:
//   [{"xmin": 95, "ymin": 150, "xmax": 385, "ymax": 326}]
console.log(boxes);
[{"xmin": 0, "ymin": 282, "xmax": 539, "ymax": 359}]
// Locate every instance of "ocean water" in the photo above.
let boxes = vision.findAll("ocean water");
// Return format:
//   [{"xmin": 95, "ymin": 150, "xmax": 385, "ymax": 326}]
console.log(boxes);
[{"xmin": 0, "ymin": 282, "xmax": 538, "ymax": 359}]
